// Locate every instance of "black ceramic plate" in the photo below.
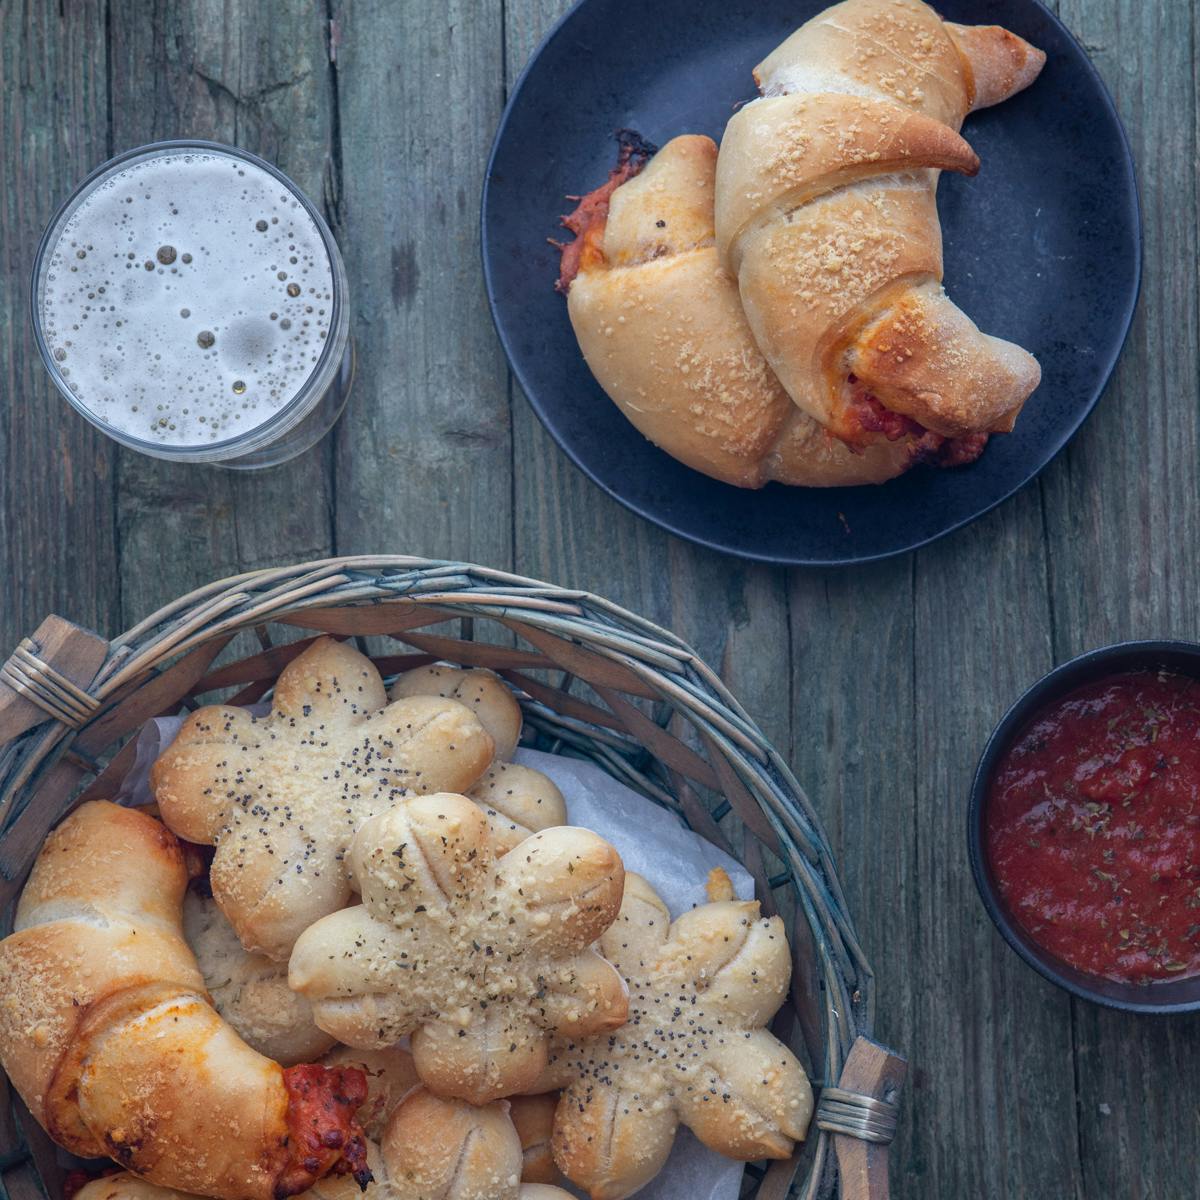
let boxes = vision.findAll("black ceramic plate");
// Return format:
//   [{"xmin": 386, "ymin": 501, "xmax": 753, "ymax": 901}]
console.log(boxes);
[{"xmin": 482, "ymin": 0, "xmax": 1141, "ymax": 566}]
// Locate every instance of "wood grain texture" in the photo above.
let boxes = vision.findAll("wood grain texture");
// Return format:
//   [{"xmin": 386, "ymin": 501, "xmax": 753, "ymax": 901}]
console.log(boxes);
[
  {"xmin": 0, "ymin": 0, "xmax": 1194, "ymax": 1196},
  {"xmin": 0, "ymin": 1, "xmax": 119, "ymax": 662},
  {"xmin": 912, "ymin": 496, "xmax": 1085, "ymax": 1199},
  {"xmin": 107, "ymin": 0, "xmax": 337, "ymax": 625},
  {"xmin": 330, "ymin": 0, "xmax": 513, "ymax": 566},
  {"xmin": 1041, "ymin": 2, "xmax": 1200, "ymax": 1196}
]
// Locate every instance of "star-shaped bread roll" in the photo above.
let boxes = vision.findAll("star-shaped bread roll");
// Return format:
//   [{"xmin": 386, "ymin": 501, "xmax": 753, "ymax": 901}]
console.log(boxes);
[
  {"xmin": 391, "ymin": 665, "xmax": 568, "ymax": 853},
  {"xmin": 534, "ymin": 873, "xmax": 814, "ymax": 1200},
  {"xmin": 463, "ymin": 760, "xmax": 568, "ymax": 854},
  {"xmin": 391, "ymin": 665, "xmax": 523, "ymax": 760},
  {"xmin": 151, "ymin": 638, "xmax": 496, "ymax": 960},
  {"xmin": 288, "ymin": 792, "xmax": 629, "ymax": 1104}
]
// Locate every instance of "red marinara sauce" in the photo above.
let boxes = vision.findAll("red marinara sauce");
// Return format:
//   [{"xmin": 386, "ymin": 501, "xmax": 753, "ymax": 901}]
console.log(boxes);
[{"xmin": 987, "ymin": 670, "xmax": 1200, "ymax": 983}]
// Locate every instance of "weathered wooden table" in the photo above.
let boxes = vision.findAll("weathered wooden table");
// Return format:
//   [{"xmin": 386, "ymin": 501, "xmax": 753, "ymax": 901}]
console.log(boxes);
[{"xmin": 0, "ymin": 2, "xmax": 1191, "ymax": 1196}]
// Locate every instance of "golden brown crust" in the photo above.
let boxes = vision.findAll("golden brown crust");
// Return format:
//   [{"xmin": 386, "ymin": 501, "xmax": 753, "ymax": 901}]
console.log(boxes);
[
  {"xmin": 841, "ymin": 279, "xmax": 1041, "ymax": 436},
  {"xmin": 536, "ymin": 873, "xmax": 813, "ymax": 1200},
  {"xmin": 714, "ymin": 0, "xmax": 1044, "ymax": 444},
  {"xmin": 67, "ymin": 987, "xmax": 291, "ymax": 1197},
  {"xmin": 382, "ymin": 1090, "xmax": 523, "ymax": 1200},
  {"xmin": 390, "ymin": 665, "xmax": 523, "ymax": 762},
  {"xmin": 946, "ymin": 22, "xmax": 1048, "ymax": 113},
  {"xmin": 715, "ymin": 93, "xmax": 978, "ymax": 266},
  {"xmin": 568, "ymin": 135, "xmax": 916, "ymax": 488},
  {"xmin": 152, "ymin": 637, "xmax": 495, "ymax": 961},
  {"xmin": 0, "ymin": 802, "xmax": 339, "ymax": 1200},
  {"xmin": 0, "ymin": 804, "xmax": 205, "ymax": 1151},
  {"xmin": 184, "ymin": 892, "xmax": 336, "ymax": 1067},
  {"xmin": 289, "ymin": 795, "xmax": 628, "ymax": 1105},
  {"xmin": 509, "ymin": 1094, "xmax": 560, "ymax": 1185}
]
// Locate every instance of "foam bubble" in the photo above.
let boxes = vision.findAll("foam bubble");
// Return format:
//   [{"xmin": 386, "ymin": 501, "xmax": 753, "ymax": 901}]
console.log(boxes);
[{"xmin": 38, "ymin": 148, "xmax": 335, "ymax": 447}]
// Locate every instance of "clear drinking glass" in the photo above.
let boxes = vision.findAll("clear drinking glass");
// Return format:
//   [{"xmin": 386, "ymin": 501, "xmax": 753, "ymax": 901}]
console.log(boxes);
[{"xmin": 31, "ymin": 139, "xmax": 352, "ymax": 469}]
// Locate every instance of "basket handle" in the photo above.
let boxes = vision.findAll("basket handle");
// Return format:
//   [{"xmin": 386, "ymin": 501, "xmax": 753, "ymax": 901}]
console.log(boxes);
[
  {"xmin": 0, "ymin": 616, "xmax": 108, "ymax": 742},
  {"xmin": 820, "ymin": 1036, "xmax": 907, "ymax": 1200}
]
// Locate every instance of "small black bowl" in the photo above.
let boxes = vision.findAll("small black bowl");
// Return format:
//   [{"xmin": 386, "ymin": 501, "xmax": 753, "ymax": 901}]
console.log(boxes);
[{"xmin": 968, "ymin": 640, "xmax": 1200, "ymax": 1013}]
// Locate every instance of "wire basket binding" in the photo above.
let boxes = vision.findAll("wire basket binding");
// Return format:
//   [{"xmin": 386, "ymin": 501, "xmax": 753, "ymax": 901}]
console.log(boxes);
[{"xmin": 0, "ymin": 555, "xmax": 905, "ymax": 1200}]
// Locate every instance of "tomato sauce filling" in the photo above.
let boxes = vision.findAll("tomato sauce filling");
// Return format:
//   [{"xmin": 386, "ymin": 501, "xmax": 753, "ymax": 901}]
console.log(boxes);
[
  {"xmin": 553, "ymin": 129, "xmax": 656, "ymax": 293},
  {"xmin": 987, "ymin": 670, "xmax": 1200, "ymax": 983},
  {"xmin": 551, "ymin": 148, "xmax": 988, "ymax": 472},
  {"xmin": 843, "ymin": 374, "xmax": 987, "ymax": 466},
  {"xmin": 277, "ymin": 1064, "xmax": 373, "ymax": 1197}
]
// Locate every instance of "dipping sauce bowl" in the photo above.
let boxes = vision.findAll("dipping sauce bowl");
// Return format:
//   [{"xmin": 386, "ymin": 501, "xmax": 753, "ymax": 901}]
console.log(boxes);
[{"xmin": 968, "ymin": 640, "xmax": 1200, "ymax": 1013}]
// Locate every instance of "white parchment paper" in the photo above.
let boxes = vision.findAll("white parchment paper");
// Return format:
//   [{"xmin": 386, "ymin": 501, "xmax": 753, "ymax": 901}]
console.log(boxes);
[{"xmin": 120, "ymin": 718, "xmax": 754, "ymax": 1200}]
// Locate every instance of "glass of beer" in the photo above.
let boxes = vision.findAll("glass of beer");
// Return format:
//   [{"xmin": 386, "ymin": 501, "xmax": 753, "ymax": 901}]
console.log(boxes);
[{"xmin": 31, "ymin": 140, "xmax": 352, "ymax": 469}]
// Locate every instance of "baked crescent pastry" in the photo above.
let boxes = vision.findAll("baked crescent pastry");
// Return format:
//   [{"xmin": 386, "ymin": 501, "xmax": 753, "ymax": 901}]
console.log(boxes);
[
  {"xmin": 76, "ymin": 1048, "xmax": 569, "ymax": 1200},
  {"xmin": 0, "ymin": 802, "xmax": 371, "ymax": 1200},
  {"xmin": 80, "ymin": 1098, "xmax": 573, "ymax": 1200},
  {"xmin": 714, "ymin": 0, "xmax": 1045, "ymax": 446},
  {"xmin": 77, "ymin": 1172, "xmax": 574, "ymax": 1200},
  {"xmin": 532, "ymin": 873, "xmax": 813, "ymax": 1200},
  {"xmin": 151, "ymin": 637, "xmax": 495, "ymax": 960},
  {"xmin": 390, "ymin": 665, "xmax": 568, "ymax": 852},
  {"xmin": 184, "ymin": 891, "xmax": 336, "ymax": 1066},
  {"xmin": 289, "ymin": 793, "xmax": 629, "ymax": 1104},
  {"xmin": 561, "ymin": 133, "xmax": 923, "ymax": 487}
]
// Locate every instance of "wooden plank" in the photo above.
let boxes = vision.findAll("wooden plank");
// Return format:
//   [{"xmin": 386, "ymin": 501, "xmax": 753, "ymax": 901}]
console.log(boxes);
[
  {"xmin": 330, "ymin": 0, "xmax": 512, "ymax": 566},
  {"xmin": 1043, "ymin": 2, "xmax": 1200, "ymax": 1197},
  {"xmin": 106, "ymin": 0, "xmax": 337, "ymax": 627},
  {"xmin": 912, "ymin": 495, "xmax": 1082, "ymax": 1199},
  {"xmin": 786, "ymin": 562, "xmax": 918, "ymax": 1100},
  {"xmin": 0, "ymin": 1, "xmax": 119, "ymax": 672}
]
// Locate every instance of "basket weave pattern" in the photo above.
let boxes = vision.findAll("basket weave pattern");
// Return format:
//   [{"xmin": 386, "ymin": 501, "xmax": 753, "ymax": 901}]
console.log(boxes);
[{"xmin": 0, "ymin": 556, "xmax": 890, "ymax": 1200}]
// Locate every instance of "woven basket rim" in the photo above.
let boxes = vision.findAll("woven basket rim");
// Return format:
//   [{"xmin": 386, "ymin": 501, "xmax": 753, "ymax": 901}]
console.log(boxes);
[{"xmin": 0, "ymin": 554, "xmax": 881, "ymax": 1200}]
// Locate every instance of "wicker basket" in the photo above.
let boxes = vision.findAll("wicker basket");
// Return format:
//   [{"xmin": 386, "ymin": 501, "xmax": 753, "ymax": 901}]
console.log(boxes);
[{"xmin": 0, "ymin": 556, "xmax": 904, "ymax": 1200}]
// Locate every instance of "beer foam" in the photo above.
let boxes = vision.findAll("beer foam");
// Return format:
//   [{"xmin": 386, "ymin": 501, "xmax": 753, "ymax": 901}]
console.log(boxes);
[{"xmin": 38, "ymin": 148, "xmax": 336, "ymax": 448}]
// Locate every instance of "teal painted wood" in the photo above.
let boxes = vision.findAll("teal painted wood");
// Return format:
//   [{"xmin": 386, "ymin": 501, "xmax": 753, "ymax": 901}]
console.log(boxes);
[{"xmin": 0, "ymin": 0, "xmax": 1193, "ymax": 1196}]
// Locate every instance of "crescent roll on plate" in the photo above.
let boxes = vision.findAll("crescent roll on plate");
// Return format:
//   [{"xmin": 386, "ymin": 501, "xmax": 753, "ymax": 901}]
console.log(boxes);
[
  {"xmin": 559, "ymin": 133, "xmax": 929, "ymax": 488},
  {"xmin": 715, "ymin": 0, "xmax": 1045, "ymax": 446},
  {"xmin": 0, "ymin": 802, "xmax": 371, "ymax": 1200}
]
